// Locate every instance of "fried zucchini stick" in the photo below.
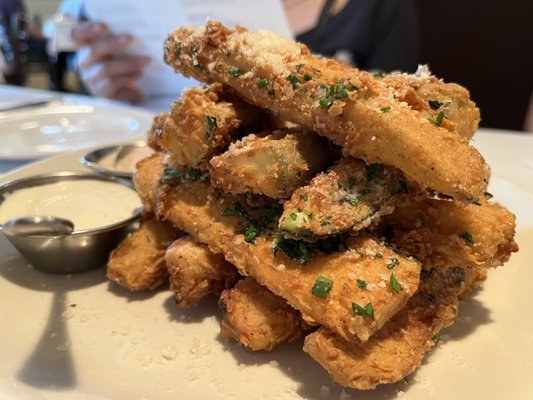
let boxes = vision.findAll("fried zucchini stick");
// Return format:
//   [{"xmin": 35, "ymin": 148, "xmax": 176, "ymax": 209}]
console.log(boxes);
[
  {"xmin": 279, "ymin": 157, "xmax": 405, "ymax": 237},
  {"xmin": 381, "ymin": 69, "xmax": 480, "ymax": 138},
  {"xmin": 163, "ymin": 20, "xmax": 489, "ymax": 203},
  {"xmin": 166, "ymin": 235, "xmax": 238, "ymax": 307},
  {"xmin": 152, "ymin": 177, "xmax": 421, "ymax": 343},
  {"xmin": 107, "ymin": 217, "xmax": 180, "ymax": 290},
  {"xmin": 378, "ymin": 197, "xmax": 518, "ymax": 271},
  {"xmin": 146, "ymin": 112, "xmax": 169, "ymax": 151},
  {"xmin": 157, "ymin": 83, "xmax": 264, "ymax": 168},
  {"xmin": 303, "ymin": 267, "xmax": 465, "ymax": 390},
  {"xmin": 209, "ymin": 129, "xmax": 336, "ymax": 199},
  {"xmin": 219, "ymin": 277, "xmax": 304, "ymax": 351}
]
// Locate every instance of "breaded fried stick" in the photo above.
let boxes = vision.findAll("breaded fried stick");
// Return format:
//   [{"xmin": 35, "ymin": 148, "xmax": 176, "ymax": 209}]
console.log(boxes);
[
  {"xmin": 146, "ymin": 112, "xmax": 169, "ymax": 151},
  {"xmin": 107, "ymin": 217, "xmax": 180, "ymax": 291},
  {"xmin": 166, "ymin": 235, "xmax": 238, "ymax": 307},
  {"xmin": 163, "ymin": 20, "xmax": 489, "ymax": 203},
  {"xmin": 209, "ymin": 129, "xmax": 336, "ymax": 199},
  {"xmin": 219, "ymin": 277, "xmax": 304, "ymax": 351},
  {"xmin": 157, "ymin": 83, "xmax": 264, "ymax": 168},
  {"xmin": 303, "ymin": 267, "xmax": 465, "ymax": 390},
  {"xmin": 381, "ymin": 68, "xmax": 480, "ymax": 139},
  {"xmin": 279, "ymin": 157, "xmax": 405, "ymax": 238},
  {"xmin": 378, "ymin": 197, "xmax": 518, "ymax": 271},
  {"xmin": 151, "ymin": 175, "xmax": 421, "ymax": 343}
]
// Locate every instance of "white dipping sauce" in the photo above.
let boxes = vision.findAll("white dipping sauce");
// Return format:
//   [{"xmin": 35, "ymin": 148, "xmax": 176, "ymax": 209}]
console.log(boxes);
[{"xmin": 0, "ymin": 180, "xmax": 142, "ymax": 231}]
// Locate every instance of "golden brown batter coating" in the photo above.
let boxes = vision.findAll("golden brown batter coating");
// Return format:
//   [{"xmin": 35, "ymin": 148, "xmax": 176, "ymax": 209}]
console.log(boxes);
[
  {"xmin": 166, "ymin": 235, "xmax": 238, "ymax": 307},
  {"xmin": 219, "ymin": 277, "xmax": 304, "ymax": 351},
  {"xmin": 377, "ymin": 196, "xmax": 519, "ymax": 271},
  {"xmin": 303, "ymin": 267, "xmax": 464, "ymax": 390},
  {"xmin": 209, "ymin": 129, "xmax": 335, "ymax": 199},
  {"xmin": 163, "ymin": 21, "xmax": 489, "ymax": 203},
  {"xmin": 156, "ymin": 83, "xmax": 264, "ymax": 168},
  {"xmin": 107, "ymin": 217, "xmax": 180, "ymax": 290}
]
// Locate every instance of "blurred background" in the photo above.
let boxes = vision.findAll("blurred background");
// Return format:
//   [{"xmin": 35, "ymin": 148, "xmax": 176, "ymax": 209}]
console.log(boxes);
[{"xmin": 1, "ymin": 0, "xmax": 532, "ymax": 131}]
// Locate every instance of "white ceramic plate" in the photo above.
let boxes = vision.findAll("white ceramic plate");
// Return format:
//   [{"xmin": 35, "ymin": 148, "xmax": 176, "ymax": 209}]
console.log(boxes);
[
  {"xmin": 0, "ymin": 130, "xmax": 532, "ymax": 400},
  {"xmin": 0, "ymin": 102, "xmax": 154, "ymax": 160}
]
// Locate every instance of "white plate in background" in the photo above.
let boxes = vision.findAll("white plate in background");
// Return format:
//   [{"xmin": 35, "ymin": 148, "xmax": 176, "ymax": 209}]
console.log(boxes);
[
  {"xmin": 0, "ymin": 102, "xmax": 154, "ymax": 160},
  {"xmin": 0, "ymin": 130, "xmax": 532, "ymax": 400}
]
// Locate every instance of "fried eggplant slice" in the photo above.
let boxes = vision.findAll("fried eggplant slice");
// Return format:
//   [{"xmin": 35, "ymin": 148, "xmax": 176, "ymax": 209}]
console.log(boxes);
[
  {"xmin": 219, "ymin": 277, "xmax": 304, "ymax": 351},
  {"xmin": 164, "ymin": 21, "xmax": 489, "ymax": 203},
  {"xmin": 279, "ymin": 157, "xmax": 405, "ymax": 238},
  {"xmin": 303, "ymin": 267, "xmax": 465, "ymax": 390},
  {"xmin": 157, "ymin": 83, "xmax": 264, "ymax": 168},
  {"xmin": 166, "ymin": 235, "xmax": 238, "ymax": 307},
  {"xmin": 377, "ymin": 196, "xmax": 518, "ymax": 271},
  {"xmin": 148, "ymin": 171, "xmax": 421, "ymax": 343},
  {"xmin": 209, "ymin": 129, "xmax": 336, "ymax": 199},
  {"xmin": 107, "ymin": 217, "xmax": 180, "ymax": 290}
]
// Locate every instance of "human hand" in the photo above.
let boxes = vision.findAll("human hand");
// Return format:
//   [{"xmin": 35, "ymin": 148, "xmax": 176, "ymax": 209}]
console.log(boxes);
[{"xmin": 70, "ymin": 21, "xmax": 151, "ymax": 104}]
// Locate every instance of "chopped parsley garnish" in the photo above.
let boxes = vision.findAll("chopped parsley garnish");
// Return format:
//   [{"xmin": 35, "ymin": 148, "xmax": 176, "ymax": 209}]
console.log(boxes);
[
  {"xmin": 366, "ymin": 163, "xmax": 381, "ymax": 181},
  {"xmin": 205, "ymin": 115, "xmax": 217, "ymax": 141},
  {"xmin": 286, "ymin": 74, "xmax": 300, "ymax": 89},
  {"xmin": 299, "ymin": 194, "xmax": 308, "ymax": 201},
  {"xmin": 274, "ymin": 236, "xmax": 341, "ymax": 262},
  {"xmin": 428, "ymin": 111, "xmax": 446, "ymax": 126},
  {"xmin": 69, "ymin": 304, "xmax": 77, "ymax": 308},
  {"xmin": 256, "ymin": 79, "xmax": 269, "ymax": 88},
  {"xmin": 240, "ymin": 223, "xmax": 261, "ymax": 244},
  {"xmin": 389, "ymin": 272, "xmax": 403, "ymax": 293},
  {"xmin": 221, "ymin": 201, "xmax": 249, "ymax": 218},
  {"xmin": 483, "ymin": 191, "xmax": 493, "ymax": 200},
  {"xmin": 229, "ymin": 67, "xmax": 241, "ymax": 77},
  {"xmin": 303, "ymin": 74, "xmax": 313, "ymax": 81},
  {"xmin": 428, "ymin": 100, "xmax": 443, "ymax": 110},
  {"xmin": 175, "ymin": 42, "xmax": 182, "ymax": 55},
  {"xmin": 319, "ymin": 96, "xmax": 333, "ymax": 109},
  {"xmin": 295, "ymin": 63, "xmax": 305, "ymax": 72},
  {"xmin": 387, "ymin": 258, "xmax": 400, "ymax": 269},
  {"xmin": 431, "ymin": 332, "xmax": 440, "ymax": 343},
  {"xmin": 275, "ymin": 237, "xmax": 311, "ymax": 261},
  {"xmin": 460, "ymin": 231, "xmax": 474, "ymax": 244},
  {"xmin": 381, "ymin": 106, "xmax": 391, "ymax": 113},
  {"xmin": 311, "ymin": 275, "xmax": 333, "ymax": 299},
  {"xmin": 190, "ymin": 43, "xmax": 197, "ymax": 56},
  {"xmin": 363, "ymin": 92, "xmax": 372, "ymax": 100},
  {"xmin": 356, "ymin": 279, "xmax": 367, "ymax": 289},
  {"xmin": 375, "ymin": 252, "xmax": 383, "ymax": 259},
  {"xmin": 331, "ymin": 83, "xmax": 348, "ymax": 99},
  {"xmin": 352, "ymin": 302, "xmax": 375, "ymax": 320},
  {"xmin": 159, "ymin": 165, "xmax": 204, "ymax": 184},
  {"xmin": 289, "ymin": 212, "xmax": 297, "ymax": 221}
]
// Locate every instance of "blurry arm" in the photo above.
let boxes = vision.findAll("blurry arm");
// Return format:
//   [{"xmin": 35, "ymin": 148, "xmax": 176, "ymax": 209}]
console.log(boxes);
[{"xmin": 70, "ymin": 21, "xmax": 150, "ymax": 103}]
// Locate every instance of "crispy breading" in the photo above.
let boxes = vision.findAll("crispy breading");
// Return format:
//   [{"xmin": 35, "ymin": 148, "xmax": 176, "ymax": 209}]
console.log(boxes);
[
  {"xmin": 107, "ymin": 217, "xmax": 180, "ymax": 290},
  {"xmin": 209, "ymin": 129, "xmax": 336, "ymax": 199},
  {"xmin": 377, "ymin": 196, "xmax": 519, "ymax": 271},
  {"xmin": 303, "ymin": 267, "xmax": 464, "ymax": 390},
  {"xmin": 279, "ymin": 157, "xmax": 405, "ymax": 238},
  {"xmin": 381, "ymin": 69, "xmax": 480, "ymax": 138},
  {"xmin": 133, "ymin": 152, "xmax": 166, "ymax": 212},
  {"xmin": 145, "ymin": 170, "xmax": 421, "ymax": 343},
  {"xmin": 163, "ymin": 21, "xmax": 489, "ymax": 203},
  {"xmin": 157, "ymin": 83, "xmax": 265, "ymax": 168},
  {"xmin": 166, "ymin": 235, "xmax": 238, "ymax": 307},
  {"xmin": 219, "ymin": 277, "xmax": 304, "ymax": 351},
  {"xmin": 146, "ymin": 112, "xmax": 169, "ymax": 151}
]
